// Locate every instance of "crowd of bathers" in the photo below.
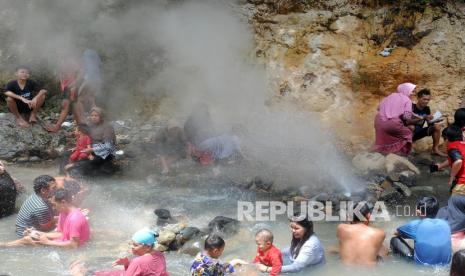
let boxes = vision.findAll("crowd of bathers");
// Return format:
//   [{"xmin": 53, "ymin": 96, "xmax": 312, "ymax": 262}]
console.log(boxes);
[{"xmin": 2, "ymin": 62, "xmax": 465, "ymax": 275}]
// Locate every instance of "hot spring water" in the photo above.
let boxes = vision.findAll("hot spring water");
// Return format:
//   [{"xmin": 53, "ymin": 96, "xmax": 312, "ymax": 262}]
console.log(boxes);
[{"xmin": 0, "ymin": 164, "xmax": 452, "ymax": 276}]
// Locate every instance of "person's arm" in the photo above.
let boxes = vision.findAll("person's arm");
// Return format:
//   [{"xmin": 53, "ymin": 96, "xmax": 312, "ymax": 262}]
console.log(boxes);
[
  {"xmin": 35, "ymin": 208, "xmax": 56, "ymax": 232},
  {"xmin": 448, "ymin": 148, "xmax": 463, "ymax": 186},
  {"xmin": 397, "ymin": 220, "xmax": 420, "ymax": 240},
  {"xmin": 281, "ymin": 239, "xmax": 323, "ymax": 273},
  {"xmin": 269, "ymin": 251, "xmax": 282, "ymax": 276},
  {"xmin": 39, "ymin": 235, "xmax": 79, "ymax": 249},
  {"xmin": 4, "ymin": 91, "xmax": 30, "ymax": 104}
]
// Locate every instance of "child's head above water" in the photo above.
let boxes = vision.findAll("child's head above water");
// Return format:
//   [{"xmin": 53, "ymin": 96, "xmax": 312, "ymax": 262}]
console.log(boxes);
[
  {"xmin": 255, "ymin": 229, "xmax": 274, "ymax": 253},
  {"xmin": 204, "ymin": 234, "xmax": 226, "ymax": 259},
  {"xmin": 75, "ymin": 124, "xmax": 91, "ymax": 137}
]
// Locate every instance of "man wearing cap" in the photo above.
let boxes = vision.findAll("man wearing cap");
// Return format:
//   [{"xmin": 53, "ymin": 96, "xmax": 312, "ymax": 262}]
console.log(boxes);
[{"xmin": 113, "ymin": 229, "xmax": 169, "ymax": 275}]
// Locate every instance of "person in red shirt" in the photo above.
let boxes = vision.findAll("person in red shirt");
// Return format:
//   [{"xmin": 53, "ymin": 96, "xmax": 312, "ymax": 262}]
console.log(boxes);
[
  {"xmin": 66, "ymin": 124, "xmax": 93, "ymax": 171},
  {"xmin": 252, "ymin": 229, "xmax": 282, "ymax": 275}
]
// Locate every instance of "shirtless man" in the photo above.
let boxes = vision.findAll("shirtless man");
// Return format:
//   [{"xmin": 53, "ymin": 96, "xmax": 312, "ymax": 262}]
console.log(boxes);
[
  {"xmin": 3, "ymin": 66, "xmax": 47, "ymax": 128},
  {"xmin": 337, "ymin": 202, "xmax": 388, "ymax": 266}
]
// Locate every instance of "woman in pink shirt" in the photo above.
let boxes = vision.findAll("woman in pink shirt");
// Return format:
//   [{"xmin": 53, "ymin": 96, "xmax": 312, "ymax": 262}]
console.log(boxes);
[
  {"xmin": 70, "ymin": 229, "xmax": 169, "ymax": 276},
  {"xmin": 113, "ymin": 229, "xmax": 169, "ymax": 276}
]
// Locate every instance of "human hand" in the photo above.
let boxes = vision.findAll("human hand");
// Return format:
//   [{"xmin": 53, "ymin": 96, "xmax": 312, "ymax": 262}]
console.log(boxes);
[
  {"xmin": 80, "ymin": 148, "xmax": 93, "ymax": 154},
  {"xmin": 21, "ymin": 98, "xmax": 32, "ymax": 108},
  {"xmin": 69, "ymin": 260, "xmax": 88, "ymax": 276},
  {"xmin": 256, "ymin": 264, "xmax": 268, "ymax": 272},
  {"xmin": 112, "ymin": 256, "xmax": 130, "ymax": 267},
  {"xmin": 425, "ymin": 115, "xmax": 434, "ymax": 121},
  {"xmin": 29, "ymin": 98, "xmax": 37, "ymax": 109},
  {"xmin": 229, "ymin": 259, "xmax": 248, "ymax": 266}
]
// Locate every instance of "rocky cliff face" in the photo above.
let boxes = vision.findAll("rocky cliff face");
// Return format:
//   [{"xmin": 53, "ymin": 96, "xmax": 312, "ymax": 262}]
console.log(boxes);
[{"xmin": 248, "ymin": 0, "xmax": 465, "ymax": 154}]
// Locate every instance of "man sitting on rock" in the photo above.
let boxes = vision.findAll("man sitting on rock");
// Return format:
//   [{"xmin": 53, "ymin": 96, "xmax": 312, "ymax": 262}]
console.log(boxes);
[
  {"xmin": 391, "ymin": 196, "xmax": 451, "ymax": 265},
  {"xmin": 411, "ymin": 88, "xmax": 445, "ymax": 156},
  {"xmin": 337, "ymin": 201, "xmax": 388, "ymax": 266},
  {"xmin": 3, "ymin": 66, "xmax": 47, "ymax": 128}
]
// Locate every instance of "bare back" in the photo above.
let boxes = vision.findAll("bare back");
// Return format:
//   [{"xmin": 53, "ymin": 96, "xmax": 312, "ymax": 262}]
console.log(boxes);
[{"xmin": 337, "ymin": 223, "xmax": 386, "ymax": 267}]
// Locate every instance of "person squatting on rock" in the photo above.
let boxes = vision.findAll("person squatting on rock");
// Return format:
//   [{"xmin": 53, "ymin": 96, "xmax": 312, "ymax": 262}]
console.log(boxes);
[
  {"xmin": 3, "ymin": 66, "xmax": 47, "ymax": 128},
  {"xmin": 390, "ymin": 196, "xmax": 451, "ymax": 265},
  {"xmin": 411, "ymin": 88, "xmax": 446, "ymax": 156},
  {"xmin": 61, "ymin": 107, "xmax": 116, "ymax": 176},
  {"xmin": 373, "ymin": 83, "xmax": 424, "ymax": 156}
]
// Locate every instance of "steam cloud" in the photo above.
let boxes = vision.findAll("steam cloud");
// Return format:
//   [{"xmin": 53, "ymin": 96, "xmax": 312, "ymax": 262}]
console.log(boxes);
[{"xmin": 0, "ymin": 0, "xmax": 361, "ymax": 193}]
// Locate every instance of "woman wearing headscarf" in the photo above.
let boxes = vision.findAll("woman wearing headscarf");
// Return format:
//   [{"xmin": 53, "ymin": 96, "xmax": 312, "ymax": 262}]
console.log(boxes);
[
  {"xmin": 61, "ymin": 107, "xmax": 116, "ymax": 176},
  {"xmin": 373, "ymin": 82, "xmax": 421, "ymax": 156}
]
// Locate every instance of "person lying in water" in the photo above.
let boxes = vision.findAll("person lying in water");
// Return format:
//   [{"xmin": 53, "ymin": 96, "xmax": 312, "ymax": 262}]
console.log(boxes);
[{"xmin": 336, "ymin": 201, "xmax": 388, "ymax": 266}]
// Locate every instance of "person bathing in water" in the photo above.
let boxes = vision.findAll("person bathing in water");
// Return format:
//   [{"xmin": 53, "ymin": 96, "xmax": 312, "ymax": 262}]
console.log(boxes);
[
  {"xmin": 390, "ymin": 196, "xmax": 451, "ymax": 265},
  {"xmin": 3, "ymin": 66, "xmax": 47, "ymax": 128},
  {"xmin": 252, "ymin": 229, "xmax": 282, "ymax": 275},
  {"xmin": 281, "ymin": 214, "xmax": 325, "ymax": 273},
  {"xmin": 336, "ymin": 201, "xmax": 388, "ymax": 266}
]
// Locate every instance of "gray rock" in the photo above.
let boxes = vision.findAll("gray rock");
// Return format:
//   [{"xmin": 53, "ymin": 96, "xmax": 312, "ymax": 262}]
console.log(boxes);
[
  {"xmin": 0, "ymin": 114, "xmax": 66, "ymax": 161},
  {"xmin": 352, "ymin": 152, "xmax": 386, "ymax": 175},
  {"xmin": 29, "ymin": 156, "xmax": 41, "ymax": 162},
  {"xmin": 410, "ymin": 186, "xmax": 434, "ymax": 193},
  {"xmin": 157, "ymin": 230, "xmax": 176, "ymax": 245},
  {"xmin": 398, "ymin": 171, "xmax": 417, "ymax": 187},
  {"xmin": 393, "ymin": 182, "xmax": 412, "ymax": 197},
  {"xmin": 380, "ymin": 186, "xmax": 401, "ymax": 201}
]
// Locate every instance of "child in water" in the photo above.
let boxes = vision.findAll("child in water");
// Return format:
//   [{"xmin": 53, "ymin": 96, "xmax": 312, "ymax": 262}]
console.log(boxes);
[{"xmin": 65, "ymin": 124, "xmax": 93, "ymax": 171}]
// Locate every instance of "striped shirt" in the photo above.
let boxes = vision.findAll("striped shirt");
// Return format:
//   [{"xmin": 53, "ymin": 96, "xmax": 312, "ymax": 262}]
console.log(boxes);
[{"xmin": 15, "ymin": 193, "xmax": 52, "ymax": 237}]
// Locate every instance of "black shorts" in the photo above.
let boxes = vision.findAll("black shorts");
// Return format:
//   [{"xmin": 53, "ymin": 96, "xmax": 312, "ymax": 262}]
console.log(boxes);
[
  {"xmin": 15, "ymin": 99, "xmax": 33, "ymax": 114},
  {"xmin": 413, "ymin": 125, "xmax": 435, "ymax": 142},
  {"xmin": 62, "ymin": 86, "xmax": 72, "ymax": 100}
]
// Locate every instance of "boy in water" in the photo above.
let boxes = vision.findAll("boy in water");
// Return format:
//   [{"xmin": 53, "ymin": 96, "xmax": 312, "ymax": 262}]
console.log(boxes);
[
  {"xmin": 3, "ymin": 66, "xmax": 47, "ymax": 128},
  {"xmin": 190, "ymin": 234, "xmax": 245, "ymax": 276},
  {"xmin": 252, "ymin": 229, "xmax": 282, "ymax": 275}
]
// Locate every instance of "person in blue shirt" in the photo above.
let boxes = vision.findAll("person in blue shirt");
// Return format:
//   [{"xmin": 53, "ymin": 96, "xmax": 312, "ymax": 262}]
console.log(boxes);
[{"xmin": 390, "ymin": 196, "xmax": 452, "ymax": 265}]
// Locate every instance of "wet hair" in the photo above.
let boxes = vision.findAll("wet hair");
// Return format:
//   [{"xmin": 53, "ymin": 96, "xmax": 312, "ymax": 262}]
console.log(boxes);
[
  {"xmin": 33, "ymin": 175, "xmax": 55, "ymax": 194},
  {"xmin": 416, "ymin": 88, "xmax": 431, "ymax": 98},
  {"xmin": 416, "ymin": 196, "xmax": 439, "ymax": 218},
  {"xmin": 352, "ymin": 201, "xmax": 373, "ymax": 222},
  {"xmin": 289, "ymin": 212, "xmax": 314, "ymax": 258},
  {"xmin": 76, "ymin": 124, "xmax": 91, "ymax": 136},
  {"xmin": 442, "ymin": 125, "xmax": 463, "ymax": 142},
  {"xmin": 54, "ymin": 188, "xmax": 72, "ymax": 203},
  {"xmin": 204, "ymin": 234, "xmax": 225, "ymax": 251},
  {"xmin": 63, "ymin": 179, "xmax": 81, "ymax": 197},
  {"xmin": 256, "ymin": 229, "xmax": 274, "ymax": 243},
  {"xmin": 451, "ymin": 250, "xmax": 465, "ymax": 276}
]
